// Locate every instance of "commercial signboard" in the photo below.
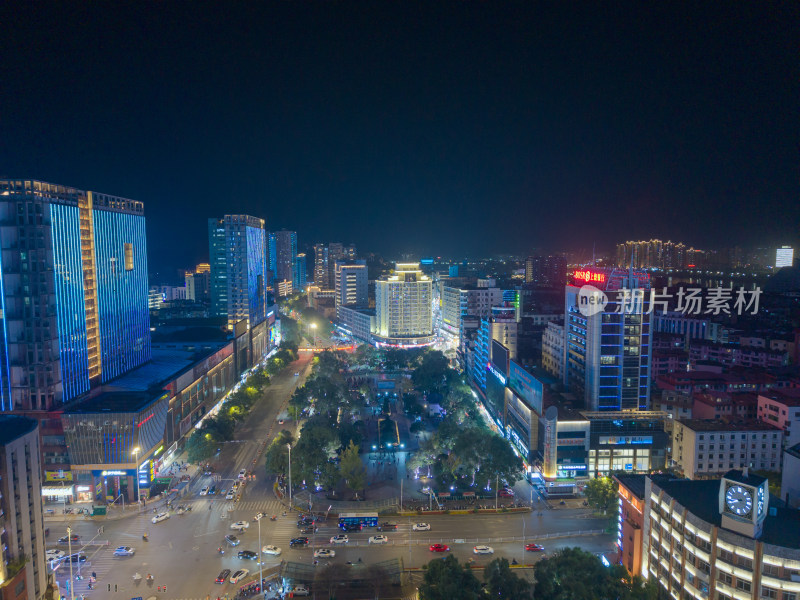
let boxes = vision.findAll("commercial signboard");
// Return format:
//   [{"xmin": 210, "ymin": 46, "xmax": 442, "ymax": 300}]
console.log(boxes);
[
  {"xmin": 508, "ymin": 360, "xmax": 543, "ymax": 416},
  {"xmin": 599, "ymin": 435, "xmax": 653, "ymax": 446}
]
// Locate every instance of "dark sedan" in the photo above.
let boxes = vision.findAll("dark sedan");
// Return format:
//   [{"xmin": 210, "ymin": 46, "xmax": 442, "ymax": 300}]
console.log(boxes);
[
  {"xmin": 237, "ymin": 550, "xmax": 258, "ymax": 560},
  {"xmin": 289, "ymin": 537, "xmax": 309, "ymax": 547}
]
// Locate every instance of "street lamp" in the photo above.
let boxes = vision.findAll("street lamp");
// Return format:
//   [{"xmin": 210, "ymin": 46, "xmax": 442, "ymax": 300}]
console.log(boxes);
[
  {"xmin": 131, "ymin": 447, "xmax": 141, "ymax": 511},
  {"xmin": 310, "ymin": 322, "xmax": 317, "ymax": 348},
  {"xmin": 287, "ymin": 443, "xmax": 293, "ymax": 512},
  {"xmin": 67, "ymin": 525, "xmax": 74, "ymax": 600},
  {"xmin": 255, "ymin": 513, "xmax": 263, "ymax": 591}
]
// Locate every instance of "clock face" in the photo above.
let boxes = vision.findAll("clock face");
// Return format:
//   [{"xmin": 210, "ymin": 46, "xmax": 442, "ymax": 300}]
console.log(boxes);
[
  {"xmin": 725, "ymin": 485, "xmax": 753, "ymax": 516},
  {"xmin": 757, "ymin": 486, "xmax": 765, "ymax": 516}
]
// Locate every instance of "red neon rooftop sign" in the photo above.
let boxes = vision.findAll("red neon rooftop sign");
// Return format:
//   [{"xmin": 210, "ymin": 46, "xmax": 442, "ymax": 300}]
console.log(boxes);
[{"xmin": 573, "ymin": 269, "xmax": 606, "ymax": 284}]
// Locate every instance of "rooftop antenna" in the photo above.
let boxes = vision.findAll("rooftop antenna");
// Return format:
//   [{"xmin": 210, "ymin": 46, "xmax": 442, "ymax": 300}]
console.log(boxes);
[{"xmin": 592, "ymin": 242, "xmax": 596, "ymax": 267}]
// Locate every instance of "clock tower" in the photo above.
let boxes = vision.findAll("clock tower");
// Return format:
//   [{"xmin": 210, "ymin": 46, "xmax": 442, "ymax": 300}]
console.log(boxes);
[{"xmin": 718, "ymin": 469, "xmax": 769, "ymax": 539}]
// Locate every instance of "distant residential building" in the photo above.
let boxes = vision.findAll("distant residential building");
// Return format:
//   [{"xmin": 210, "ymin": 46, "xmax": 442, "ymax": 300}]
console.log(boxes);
[
  {"xmin": 337, "ymin": 306, "xmax": 375, "ymax": 344},
  {"xmin": 0, "ymin": 416, "xmax": 47, "ymax": 600},
  {"xmin": 616, "ymin": 239, "xmax": 687, "ymax": 269},
  {"xmin": 185, "ymin": 263, "xmax": 210, "ymax": 302},
  {"xmin": 758, "ymin": 390, "xmax": 800, "ymax": 448},
  {"xmin": 542, "ymin": 321, "xmax": 565, "ymax": 379},
  {"xmin": 0, "ymin": 179, "xmax": 151, "ymax": 410},
  {"xmin": 671, "ymin": 419, "xmax": 782, "ymax": 479},
  {"xmin": 524, "ymin": 255, "xmax": 566, "ymax": 287},
  {"xmin": 313, "ymin": 243, "xmax": 329, "ymax": 288},
  {"xmin": 651, "ymin": 389, "xmax": 693, "ymax": 423},
  {"xmin": 655, "ymin": 370, "xmax": 789, "ymax": 397},
  {"xmin": 651, "ymin": 349, "xmax": 689, "ymax": 376},
  {"xmin": 276, "ymin": 279, "xmax": 293, "ymax": 298},
  {"xmin": 374, "ymin": 263, "xmax": 434, "ymax": 347},
  {"xmin": 440, "ymin": 285, "xmax": 503, "ymax": 342},
  {"xmin": 782, "ymin": 443, "xmax": 800, "ymax": 508},
  {"xmin": 294, "ymin": 253, "xmax": 307, "ymax": 291},
  {"xmin": 692, "ymin": 391, "xmax": 759, "ymax": 421},
  {"xmin": 563, "ymin": 267, "xmax": 652, "ymax": 411},
  {"xmin": 689, "ymin": 341, "xmax": 789, "ymax": 369},
  {"xmin": 334, "ymin": 260, "xmax": 368, "ymax": 318},
  {"xmin": 273, "ymin": 230, "xmax": 298, "ymax": 292},
  {"xmin": 208, "ymin": 215, "xmax": 267, "ymax": 330},
  {"xmin": 148, "ymin": 287, "xmax": 164, "ymax": 310},
  {"xmin": 776, "ymin": 245, "xmax": 794, "ymax": 268},
  {"xmin": 653, "ymin": 311, "xmax": 731, "ymax": 343}
]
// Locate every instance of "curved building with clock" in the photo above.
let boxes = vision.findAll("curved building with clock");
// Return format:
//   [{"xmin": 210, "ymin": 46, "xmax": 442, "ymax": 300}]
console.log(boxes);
[{"xmin": 616, "ymin": 469, "xmax": 800, "ymax": 600}]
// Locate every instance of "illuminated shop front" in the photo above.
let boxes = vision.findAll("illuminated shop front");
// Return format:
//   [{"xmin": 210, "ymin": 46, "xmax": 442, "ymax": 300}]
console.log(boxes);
[{"xmin": 62, "ymin": 391, "xmax": 168, "ymax": 503}]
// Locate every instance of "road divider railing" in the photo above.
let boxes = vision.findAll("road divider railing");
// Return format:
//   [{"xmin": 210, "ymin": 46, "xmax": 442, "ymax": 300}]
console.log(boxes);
[{"xmin": 303, "ymin": 529, "xmax": 604, "ymax": 549}]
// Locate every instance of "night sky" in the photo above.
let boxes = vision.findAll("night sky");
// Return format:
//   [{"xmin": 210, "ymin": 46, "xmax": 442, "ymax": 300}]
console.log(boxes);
[{"xmin": 1, "ymin": 3, "xmax": 797, "ymax": 275}]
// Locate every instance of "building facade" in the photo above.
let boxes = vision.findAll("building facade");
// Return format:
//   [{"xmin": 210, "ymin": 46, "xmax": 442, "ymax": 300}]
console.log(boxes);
[
  {"xmin": 208, "ymin": 215, "xmax": 267, "ymax": 331},
  {"xmin": 0, "ymin": 179, "xmax": 151, "ymax": 411},
  {"xmin": 0, "ymin": 416, "xmax": 47, "ymax": 600},
  {"xmin": 758, "ymin": 390, "xmax": 800, "ymax": 448},
  {"xmin": 563, "ymin": 268, "xmax": 652, "ymax": 412},
  {"xmin": 374, "ymin": 263, "xmax": 434, "ymax": 347},
  {"xmin": 440, "ymin": 285, "xmax": 503, "ymax": 342},
  {"xmin": 671, "ymin": 420, "xmax": 782, "ymax": 479},
  {"xmin": 273, "ymin": 230, "xmax": 298, "ymax": 292},
  {"xmin": 524, "ymin": 255, "xmax": 567, "ymax": 287},
  {"xmin": 334, "ymin": 260, "xmax": 368, "ymax": 318}
]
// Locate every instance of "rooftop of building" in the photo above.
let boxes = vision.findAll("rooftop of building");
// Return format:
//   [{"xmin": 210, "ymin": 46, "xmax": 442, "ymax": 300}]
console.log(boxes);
[
  {"xmin": 692, "ymin": 391, "xmax": 760, "ymax": 406},
  {"xmin": 614, "ymin": 473, "xmax": 647, "ymax": 500},
  {"xmin": 65, "ymin": 391, "xmax": 162, "ymax": 414},
  {"xmin": 758, "ymin": 388, "xmax": 800, "ymax": 407},
  {"xmin": 0, "ymin": 415, "xmax": 38, "ymax": 445},
  {"xmin": 676, "ymin": 418, "xmax": 781, "ymax": 432},
  {"xmin": 104, "ymin": 345, "xmax": 224, "ymax": 392},
  {"xmin": 654, "ymin": 474, "xmax": 800, "ymax": 549}
]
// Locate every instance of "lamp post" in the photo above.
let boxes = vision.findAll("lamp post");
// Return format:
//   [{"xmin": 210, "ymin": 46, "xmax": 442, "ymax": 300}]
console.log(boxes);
[
  {"xmin": 287, "ymin": 443, "xmax": 293, "ymax": 512},
  {"xmin": 67, "ymin": 525, "xmax": 74, "ymax": 600},
  {"xmin": 131, "ymin": 447, "xmax": 141, "ymax": 511},
  {"xmin": 255, "ymin": 513, "xmax": 263, "ymax": 591},
  {"xmin": 310, "ymin": 322, "xmax": 317, "ymax": 348}
]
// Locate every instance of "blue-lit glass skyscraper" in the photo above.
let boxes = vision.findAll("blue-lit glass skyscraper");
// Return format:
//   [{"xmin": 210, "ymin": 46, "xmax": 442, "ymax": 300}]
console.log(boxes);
[
  {"xmin": 0, "ymin": 180, "xmax": 151, "ymax": 411},
  {"xmin": 208, "ymin": 215, "xmax": 267, "ymax": 331}
]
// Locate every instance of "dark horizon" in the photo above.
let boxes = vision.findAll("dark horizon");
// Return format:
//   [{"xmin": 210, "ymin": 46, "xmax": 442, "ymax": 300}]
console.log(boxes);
[{"xmin": 2, "ymin": 3, "xmax": 798, "ymax": 273}]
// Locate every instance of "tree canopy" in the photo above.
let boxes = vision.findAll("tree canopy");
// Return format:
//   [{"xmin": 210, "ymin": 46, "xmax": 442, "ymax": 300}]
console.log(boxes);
[{"xmin": 419, "ymin": 555, "xmax": 483, "ymax": 600}]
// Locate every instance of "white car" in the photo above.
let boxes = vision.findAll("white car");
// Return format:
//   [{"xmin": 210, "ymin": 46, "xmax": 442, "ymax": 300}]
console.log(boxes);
[
  {"xmin": 473, "ymin": 545, "xmax": 494, "ymax": 555},
  {"xmin": 199, "ymin": 486, "xmax": 209, "ymax": 496},
  {"xmin": 291, "ymin": 585, "xmax": 310, "ymax": 597},
  {"xmin": 46, "ymin": 549, "xmax": 65, "ymax": 560},
  {"xmin": 262, "ymin": 545, "xmax": 282, "ymax": 556},
  {"xmin": 229, "ymin": 569, "xmax": 249, "ymax": 584},
  {"xmin": 226, "ymin": 491, "xmax": 235, "ymax": 500},
  {"xmin": 152, "ymin": 512, "xmax": 170, "ymax": 524},
  {"xmin": 238, "ymin": 469, "xmax": 247, "ymax": 480},
  {"xmin": 369, "ymin": 535, "xmax": 388, "ymax": 545},
  {"xmin": 329, "ymin": 534, "xmax": 349, "ymax": 544},
  {"xmin": 230, "ymin": 521, "xmax": 250, "ymax": 531},
  {"xmin": 113, "ymin": 546, "xmax": 135, "ymax": 556},
  {"xmin": 412, "ymin": 522, "xmax": 431, "ymax": 531},
  {"xmin": 313, "ymin": 548, "xmax": 335, "ymax": 558}
]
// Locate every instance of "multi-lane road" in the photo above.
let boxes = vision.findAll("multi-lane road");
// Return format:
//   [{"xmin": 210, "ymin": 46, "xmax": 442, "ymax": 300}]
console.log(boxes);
[{"xmin": 47, "ymin": 354, "xmax": 614, "ymax": 599}]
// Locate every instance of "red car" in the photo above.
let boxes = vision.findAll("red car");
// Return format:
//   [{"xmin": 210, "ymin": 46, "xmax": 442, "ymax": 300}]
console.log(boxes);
[
  {"xmin": 499, "ymin": 489, "xmax": 514, "ymax": 498},
  {"xmin": 525, "ymin": 544, "xmax": 545, "ymax": 552},
  {"xmin": 429, "ymin": 544, "xmax": 450, "ymax": 553}
]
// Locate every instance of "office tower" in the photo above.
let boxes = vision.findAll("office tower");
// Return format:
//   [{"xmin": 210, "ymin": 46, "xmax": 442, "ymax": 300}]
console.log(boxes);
[
  {"xmin": 273, "ymin": 230, "xmax": 297, "ymax": 294},
  {"xmin": 0, "ymin": 416, "xmax": 47, "ymax": 599},
  {"xmin": 334, "ymin": 260, "xmax": 368, "ymax": 318},
  {"xmin": 563, "ymin": 267, "xmax": 652, "ymax": 411},
  {"xmin": 208, "ymin": 215, "xmax": 267, "ymax": 330},
  {"xmin": 0, "ymin": 180, "xmax": 151, "ymax": 410},
  {"xmin": 295, "ymin": 253, "xmax": 307, "ymax": 291},
  {"xmin": 524, "ymin": 255, "xmax": 567, "ymax": 287},
  {"xmin": 185, "ymin": 263, "xmax": 210, "ymax": 302},
  {"xmin": 313, "ymin": 243, "xmax": 329, "ymax": 287},
  {"xmin": 470, "ymin": 304, "xmax": 518, "ymax": 391},
  {"xmin": 208, "ymin": 218, "xmax": 228, "ymax": 316},
  {"xmin": 374, "ymin": 263, "xmax": 434, "ymax": 346}
]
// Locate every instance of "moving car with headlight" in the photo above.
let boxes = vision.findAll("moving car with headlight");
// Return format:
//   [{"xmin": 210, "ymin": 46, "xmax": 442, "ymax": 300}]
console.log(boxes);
[
  {"xmin": 262, "ymin": 545, "xmax": 282, "ymax": 555},
  {"xmin": 412, "ymin": 522, "xmax": 430, "ymax": 531},
  {"xmin": 473, "ymin": 545, "xmax": 494, "ymax": 554},
  {"xmin": 314, "ymin": 548, "xmax": 335, "ymax": 558},
  {"xmin": 330, "ymin": 534, "xmax": 349, "ymax": 544},
  {"xmin": 113, "ymin": 546, "xmax": 135, "ymax": 556},
  {"xmin": 151, "ymin": 512, "xmax": 170, "ymax": 524},
  {"xmin": 230, "ymin": 521, "xmax": 250, "ymax": 531},
  {"xmin": 369, "ymin": 535, "xmax": 389, "ymax": 544},
  {"xmin": 429, "ymin": 544, "xmax": 449, "ymax": 552},
  {"xmin": 229, "ymin": 569, "xmax": 249, "ymax": 584}
]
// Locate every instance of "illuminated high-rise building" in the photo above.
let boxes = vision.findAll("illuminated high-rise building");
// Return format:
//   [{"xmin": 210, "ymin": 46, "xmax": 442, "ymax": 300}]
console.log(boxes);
[
  {"xmin": 273, "ymin": 230, "xmax": 298, "ymax": 294},
  {"xmin": 0, "ymin": 179, "xmax": 151, "ymax": 411},
  {"xmin": 334, "ymin": 260, "xmax": 368, "ymax": 317},
  {"xmin": 776, "ymin": 246, "xmax": 794, "ymax": 268},
  {"xmin": 563, "ymin": 267, "xmax": 652, "ymax": 411},
  {"xmin": 374, "ymin": 263, "xmax": 434, "ymax": 346},
  {"xmin": 208, "ymin": 215, "xmax": 267, "ymax": 330}
]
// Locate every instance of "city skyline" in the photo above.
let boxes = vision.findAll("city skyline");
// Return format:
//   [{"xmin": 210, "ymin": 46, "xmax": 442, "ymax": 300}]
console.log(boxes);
[{"xmin": 2, "ymin": 3, "xmax": 797, "ymax": 273}]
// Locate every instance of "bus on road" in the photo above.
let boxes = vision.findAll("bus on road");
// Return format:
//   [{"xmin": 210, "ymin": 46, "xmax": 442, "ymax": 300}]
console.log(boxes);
[{"xmin": 338, "ymin": 512, "xmax": 378, "ymax": 529}]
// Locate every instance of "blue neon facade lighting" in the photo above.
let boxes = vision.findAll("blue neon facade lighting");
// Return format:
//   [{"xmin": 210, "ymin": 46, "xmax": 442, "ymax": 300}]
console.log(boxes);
[
  {"xmin": 93, "ymin": 209, "xmax": 151, "ymax": 382},
  {"xmin": 49, "ymin": 203, "xmax": 91, "ymax": 401},
  {"xmin": 246, "ymin": 224, "xmax": 267, "ymax": 326},
  {"xmin": 0, "ymin": 248, "xmax": 11, "ymax": 411}
]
